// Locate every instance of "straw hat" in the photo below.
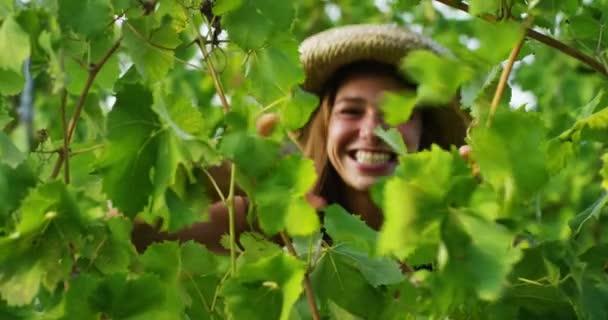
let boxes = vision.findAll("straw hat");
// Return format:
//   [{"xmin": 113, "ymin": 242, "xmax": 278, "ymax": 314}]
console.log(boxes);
[{"xmin": 298, "ymin": 24, "xmax": 469, "ymax": 148}]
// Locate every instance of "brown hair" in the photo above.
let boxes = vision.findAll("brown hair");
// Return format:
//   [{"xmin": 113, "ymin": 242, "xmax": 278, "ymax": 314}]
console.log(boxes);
[{"xmin": 294, "ymin": 61, "xmax": 469, "ymax": 204}]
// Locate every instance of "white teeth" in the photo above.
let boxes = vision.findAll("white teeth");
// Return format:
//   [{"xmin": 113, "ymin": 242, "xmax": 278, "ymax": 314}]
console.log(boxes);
[{"xmin": 355, "ymin": 151, "xmax": 391, "ymax": 164}]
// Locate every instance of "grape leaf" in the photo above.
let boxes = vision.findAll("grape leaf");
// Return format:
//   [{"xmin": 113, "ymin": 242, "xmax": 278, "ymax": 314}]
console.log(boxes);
[
  {"xmin": 213, "ymin": 0, "xmax": 243, "ymax": 15},
  {"xmin": 58, "ymin": 0, "xmax": 111, "ymax": 38},
  {"xmin": 0, "ymin": 132, "xmax": 24, "ymax": 168},
  {"xmin": 123, "ymin": 18, "xmax": 181, "ymax": 82},
  {"xmin": 255, "ymin": 155, "xmax": 319, "ymax": 235},
  {"xmin": 374, "ymin": 127, "xmax": 408, "ymax": 156},
  {"xmin": 323, "ymin": 204, "xmax": 377, "ymax": 254},
  {"xmin": 222, "ymin": 252, "xmax": 305, "ymax": 320},
  {"xmin": 470, "ymin": 109, "xmax": 549, "ymax": 200},
  {"xmin": 311, "ymin": 248, "xmax": 391, "ymax": 318},
  {"xmin": 401, "ymin": 50, "xmax": 473, "ymax": 105},
  {"xmin": 438, "ymin": 213, "xmax": 522, "ymax": 302},
  {"xmin": 380, "ymin": 91, "xmax": 417, "ymax": 126},
  {"xmin": 0, "ymin": 17, "xmax": 30, "ymax": 74},
  {"xmin": 96, "ymin": 84, "xmax": 161, "ymax": 217}
]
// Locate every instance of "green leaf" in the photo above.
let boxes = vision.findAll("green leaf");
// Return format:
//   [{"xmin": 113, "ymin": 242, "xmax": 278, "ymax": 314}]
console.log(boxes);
[
  {"xmin": 0, "ymin": 17, "xmax": 30, "ymax": 74},
  {"xmin": 256, "ymin": 155, "xmax": 319, "ymax": 235},
  {"xmin": 472, "ymin": 19, "xmax": 525, "ymax": 65},
  {"xmin": 0, "ymin": 132, "xmax": 24, "ymax": 168},
  {"xmin": 90, "ymin": 273, "xmax": 182, "ymax": 319},
  {"xmin": 83, "ymin": 217, "xmax": 134, "ymax": 274},
  {"xmin": 332, "ymin": 245, "xmax": 405, "ymax": 287},
  {"xmin": 123, "ymin": 18, "xmax": 180, "ymax": 82},
  {"xmin": 381, "ymin": 91, "xmax": 417, "ymax": 126},
  {"xmin": 0, "ymin": 162, "xmax": 37, "ymax": 226},
  {"xmin": 222, "ymin": 1, "xmax": 272, "ymax": 50},
  {"xmin": 376, "ymin": 146, "xmax": 474, "ymax": 261},
  {"xmin": 469, "ymin": 0, "xmax": 501, "ymax": 16},
  {"xmin": 401, "ymin": 50, "xmax": 473, "ymax": 105},
  {"xmin": 213, "ymin": 0, "xmax": 243, "ymax": 15},
  {"xmin": 223, "ymin": 252, "xmax": 305, "ymax": 320},
  {"xmin": 0, "ymin": 68, "xmax": 24, "ymax": 95},
  {"xmin": 255, "ymin": 0, "xmax": 295, "ymax": 31},
  {"xmin": 248, "ymin": 36, "xmax": 304, "ymax": 104},
  {"xmin": 438, "ymin": 213, "xmax": 522, "ymax": 301},
  {"xmin": 323, "ymin": 204, "xmax": 377, "ymax": 254},
  {"xmin": 0, "ymin": 182, "xmax": 89, "ymax": 306},
  {"xmin": 0, "ymin": 0, "xmax": 13, "ymax": 19},
  {"xmin": 281, "ymin": 88, "xmax": 319, "ymax": 130},
  {"xmin": 96, "ymin": 84, "xmax": 161, "ymax": 217},
  {"xmin": 470, "ymin": 109, "xmax": 549, "ymax": 200},
  {"xmin": 311, "ymin": 248, "xmax": 390, "ymax": 318},
  {"xmin": 220, "ymin": 132, "xmax": 280, "ymax": 179},
  {"xmin": 58, "ymin": 0, "xmax": 112, "ymax": 38},
  {"xmin": 374, "ymin": 127, "xmax": 408, "ymax": 156}
]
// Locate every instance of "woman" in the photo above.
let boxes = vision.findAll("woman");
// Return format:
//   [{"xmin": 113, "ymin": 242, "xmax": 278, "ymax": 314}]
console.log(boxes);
[{"xmin": 132, "ymin": 24, "xmax": 469, "ymax": 252}]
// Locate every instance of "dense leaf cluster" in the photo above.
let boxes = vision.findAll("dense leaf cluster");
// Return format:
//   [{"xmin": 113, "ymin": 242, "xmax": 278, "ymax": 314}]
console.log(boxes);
[{"xmin": 0, "ymin": 0, "xmax": 607, "ymax": 319}]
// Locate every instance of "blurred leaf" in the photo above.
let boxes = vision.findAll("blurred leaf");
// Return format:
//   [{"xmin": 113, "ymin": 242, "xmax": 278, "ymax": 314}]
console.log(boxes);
[
  {"xmin": 0, "ymin": 132, "xmax": 24, "ymax": 168},
  {"xmin": 402, "ymin": 51, "xmax": 473, "ymax": 105},
  {"xmin": 439, "ymin": 213, "xmax": 522, "ymax": 301},
  {"xmin": 471, "ymin": 109, "xmax": 549, "ymax": 200},
  {"xmin": 0, "ymin": 68, "xmax": 23, "ymax": 95},
  {"xmin": 381, "ymin": 91, "xmax": 417, "ymax": 126},
  {"xmin": 0, "ymin": 17, "xmax": 30, "ymax": 74},
  {"xmin": 469, "ymin": 0, "xmax": 501, "ymax": 16},
  {"xmin": 222, "ymin": 252, "xmax": 305, "ymax": 320},
  {"xmin": 0, "ymin": 0, "xmax": 13, "ymax": 19},
  {"xmin": 213, "ymin": 0, "xmax": 243, "ymax": 15},
  {"xmin": 222, "ymin": 1, "xmax": 272, "ymax": 50},
  {"xmin": 281, "ymin": 88, "xmax": 319, "ymax": 130},
  {"xmin": 374, "ymin": 127, "xmax": 408, "ymax": 156},
  {"xmin": 472, "ymin": 19, "xmax": 525, "ymax": 65},
  {"xmin": 58, "ymin": 0, "xmax": 111, "ymax": 38},
  {"xmin": 256, "ymin": 155, "xmax": 319, "ymax": 235},
  {"xmin": 248, "ymin": 36, "xmax": 304, "ymax": 104}
]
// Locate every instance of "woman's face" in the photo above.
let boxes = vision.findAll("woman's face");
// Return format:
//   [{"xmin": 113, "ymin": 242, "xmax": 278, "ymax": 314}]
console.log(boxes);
[{"xmin": 326, "ymin": 73, "xmax": 422, "ymax": 191}]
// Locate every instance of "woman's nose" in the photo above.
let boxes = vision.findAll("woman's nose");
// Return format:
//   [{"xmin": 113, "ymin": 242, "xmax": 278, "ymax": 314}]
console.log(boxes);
[{"xmin": 359, "ymin": 110, "xmax": 386, "ymax": 140}]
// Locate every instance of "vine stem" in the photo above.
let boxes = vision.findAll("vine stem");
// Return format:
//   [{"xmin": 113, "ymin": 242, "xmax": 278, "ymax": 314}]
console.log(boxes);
[
  {"xmin": 227, "ymin": 163, "xmax": 237, "ymax": 276},
  {"xmin": 59, "ymin": 89, "xmax": 70, "ymax": 183},
  {"xmin": 433, "ymin": 0, "xmax": 608, "ymax": 77},
  {"xmin": 487, "ymin": 26, "xmax": 527, "ymax": 127},
  {"xmin": 51, "ymin": 37, "xmax": 123, "ymax": 180},
  {"xmin": 280, "ymin": 232, "xmax": 321, "ymax": 320},
  {"xmin": 195, "ymin": 38, "xmax": 230, "ymax": 113}
]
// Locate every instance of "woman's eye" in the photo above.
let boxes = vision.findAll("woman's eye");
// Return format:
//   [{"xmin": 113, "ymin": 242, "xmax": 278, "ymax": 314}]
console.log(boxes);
[{"xmin": 339, "ymin": 107, "xmax": 364, "ymax": 116}]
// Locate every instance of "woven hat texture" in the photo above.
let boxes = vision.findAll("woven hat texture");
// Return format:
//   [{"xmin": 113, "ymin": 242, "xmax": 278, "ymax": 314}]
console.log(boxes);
[{"xmin": 299, "ymin": 24, "xmax": 446, "ymax": 94}]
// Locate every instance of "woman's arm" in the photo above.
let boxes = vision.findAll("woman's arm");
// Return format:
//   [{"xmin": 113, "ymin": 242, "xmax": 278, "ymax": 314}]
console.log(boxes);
[{"xmin": 131, "ymin": 196, "xmax": 251, "ymax": 253}]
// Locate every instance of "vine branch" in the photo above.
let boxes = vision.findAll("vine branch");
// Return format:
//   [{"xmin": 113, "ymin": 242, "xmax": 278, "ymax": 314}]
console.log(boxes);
[
  {"xmin": 227, "ymin": 163, "xmax": 237, "ymax": 276},
  {"xmin": 195, "ymin": 38, "xmax": 230, "ymax": 113},
  {"xmin": 280, "ymin": 232, "xmax": 321, "ymax": 320},
  {"xmin": 51, "ymin": 37, "xmax": 123, "ymax": 180},
  {"xmin": 434, "ymin": 0, "xmax": 608, "ymax": 77},
  {"xmin": 59, "ymin": 89, "xmax": 70, "ymax": 183},
  {"xmin": 487, "ymin": 22, "xmax": 528, "ymax": 127}
]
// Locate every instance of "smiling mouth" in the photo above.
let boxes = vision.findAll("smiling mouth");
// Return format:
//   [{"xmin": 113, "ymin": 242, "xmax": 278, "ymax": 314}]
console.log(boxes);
[{"xmin": 349, "ymin": 150, "xmax": 397, "ymax": 165}]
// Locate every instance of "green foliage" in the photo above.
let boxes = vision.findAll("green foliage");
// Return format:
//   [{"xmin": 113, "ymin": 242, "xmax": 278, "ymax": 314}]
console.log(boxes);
[{"xmin": 0, "ymin": 0, "xmax": 607, "ymax": 318}]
